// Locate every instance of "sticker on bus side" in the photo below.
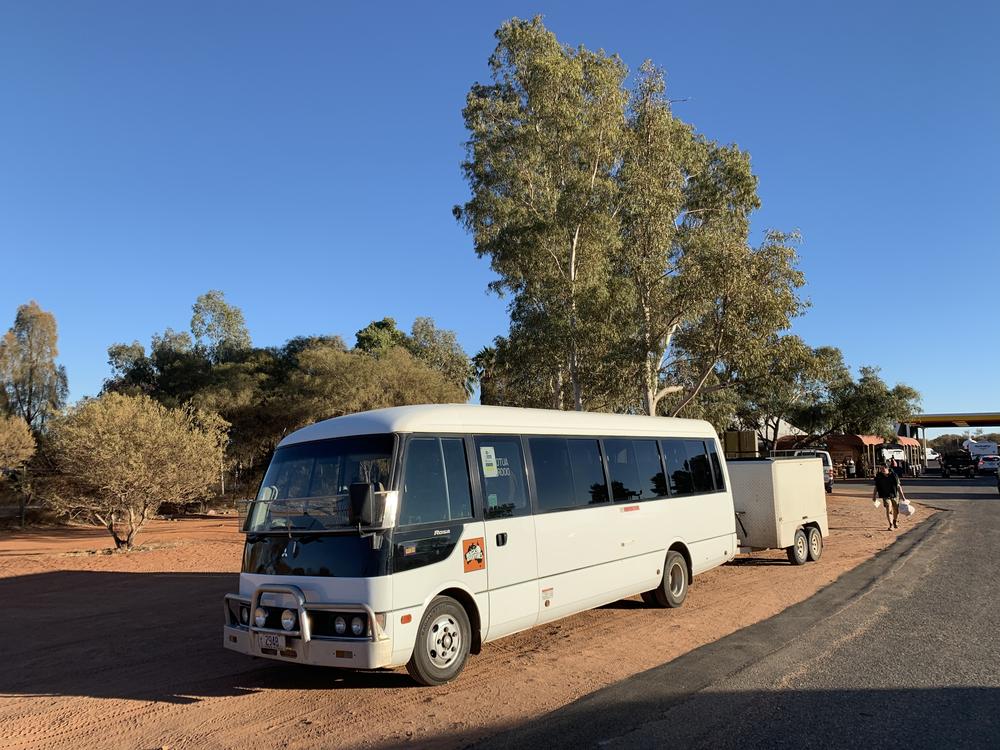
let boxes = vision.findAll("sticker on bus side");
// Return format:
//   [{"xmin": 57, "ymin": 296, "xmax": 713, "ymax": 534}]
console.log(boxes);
[
  {"xmin": 480, "ymin": 447, "xmax": 498, "ymax": 478},
  {"xmin": 463, "ymin": 538, "xmax": 486, "ymax": 572}
]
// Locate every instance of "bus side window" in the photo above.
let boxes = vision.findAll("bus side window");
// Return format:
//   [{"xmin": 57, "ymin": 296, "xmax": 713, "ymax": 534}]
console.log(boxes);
[
  {"xmin": 529, "ymin": 438, "xmax": 575, "ymax": 511},
  {"xmin": 685, "ymin": 440, "xmax": 715, "ymax": 493},
  {"xmin": 604, "ymin": 438, "xmax": 641, "ymax": 502},
  {"xmin": 441, "ymin": 438, "xmax": 474, "ymax": 519},
  {"xmin": 707, "ymin": 440, "xmax": 726, "ymax": 491},
  {"xmin": 474, "ymin": 436, "xmax": 530, "ymax": 519},
  {"xmin": 662, "ymin": 438, "xmax": 693, "ymax": 495},
  {"xmin": 400, "ymin": 437, "xmax": 473, "ymax": 526},
  {"xmin": 633, "ymin": 439, "xmax": 668, "ymax": 498},
  {"xmin": 568, "ymin": 439, "xmax": 609, "ymax": 504}
]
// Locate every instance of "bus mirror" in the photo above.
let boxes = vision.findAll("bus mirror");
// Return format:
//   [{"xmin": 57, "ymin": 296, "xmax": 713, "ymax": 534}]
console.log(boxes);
[{"xmin": 349, "ymin": 482, "xmax": 384, "ymax": 526}]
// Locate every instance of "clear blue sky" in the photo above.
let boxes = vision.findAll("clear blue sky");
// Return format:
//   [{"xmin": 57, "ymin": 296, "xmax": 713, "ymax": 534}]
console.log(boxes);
[{"xmin": 2, "ymin": 1, "xmax": 998, "ymax": 430}]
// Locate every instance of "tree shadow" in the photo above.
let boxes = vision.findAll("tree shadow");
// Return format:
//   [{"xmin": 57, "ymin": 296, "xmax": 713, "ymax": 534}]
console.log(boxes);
[{"xmin": 0, "ymin": 570, "xmax": 412, "ymax": 704}]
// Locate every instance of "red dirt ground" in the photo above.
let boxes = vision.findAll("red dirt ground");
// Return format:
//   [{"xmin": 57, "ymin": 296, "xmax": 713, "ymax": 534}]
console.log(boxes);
[{"xmin": 1, "ymin": 488, "xmax": 931, "ymax": 749}]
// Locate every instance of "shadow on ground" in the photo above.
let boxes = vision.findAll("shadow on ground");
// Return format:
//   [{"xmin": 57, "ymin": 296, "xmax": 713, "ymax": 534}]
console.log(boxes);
[
  {"xmin": 376, "ymin": 686, "xmax": 1000, "ymax": 749},
  {"xmin": 1, "ymin": 570, "xmax": 412, "ymax": 704}
]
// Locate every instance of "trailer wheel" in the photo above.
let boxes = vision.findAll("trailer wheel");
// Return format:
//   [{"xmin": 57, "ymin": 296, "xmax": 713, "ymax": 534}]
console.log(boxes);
[
  {"xmin": 786, "ymin": 529, "xmax": 808, "ymax": 565},
  {"xmin": 406, "ymin": 596, "xmax": 471, "ymax": 686},
  {"xmin": 643, "ymin": 550, "xmax": 688, "ymax": 608},
  {"xmin": 806, "ymin": 527, "xmax": 823, "ymax": 562}
]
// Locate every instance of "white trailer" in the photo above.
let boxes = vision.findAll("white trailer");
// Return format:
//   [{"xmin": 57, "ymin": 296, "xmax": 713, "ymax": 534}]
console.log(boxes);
[{"xmin": 728, "ymin": 458, "xmax": 829, "ymax": 565}]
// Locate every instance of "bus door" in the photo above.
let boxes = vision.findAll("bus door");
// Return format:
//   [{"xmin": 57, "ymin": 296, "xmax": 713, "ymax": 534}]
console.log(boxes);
[{"xmin": 473, "ymin": 435, "xmax": 539, "ymax": 639}]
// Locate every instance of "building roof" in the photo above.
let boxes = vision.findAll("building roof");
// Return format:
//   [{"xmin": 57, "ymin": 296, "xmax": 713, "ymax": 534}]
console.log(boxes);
[
  {"xmin": 825, "ymin": 434, "xmax": 885, "ymax": 447},
  {"xmin": 895, "ymin": 436, "xmax": 921, "ymax": 447},
  {"xmin": 906, "ymin": 412, "xmax": 1000, "ymax": 428},
  {"xmin": 279, "ymin": 404, "xmax": 716, "ymax": 447}
]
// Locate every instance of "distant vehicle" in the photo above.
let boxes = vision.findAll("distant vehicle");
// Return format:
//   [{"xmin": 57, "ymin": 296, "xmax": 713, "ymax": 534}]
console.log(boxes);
[
  {"xmin": 772, "ymin": 449, "xmax": 834, "ymax": 493},
  {"xmin": 964, "ymin": 440, "xmax": 998, "ymax": 459},
  {"xmin": 977, "ymin": 455, "xmax": 1000, "ymax": 475},
  {"xmin": 940, "ymin": 449, "xmax": 976, "ymax": 479},
  {"xmin": 926, "ymin": 448, "xmax": 940, "ymax": 461}
]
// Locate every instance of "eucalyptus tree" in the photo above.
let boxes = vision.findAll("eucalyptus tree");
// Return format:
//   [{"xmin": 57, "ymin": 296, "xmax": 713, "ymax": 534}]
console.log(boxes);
[
  {"xmin": 191, "ymin": 290, "xmax": 252, "ymax": 360},
  {"xmin": 455, "ymin": 16, "xmax": 627, "ymax": 410},
  {"xmin": 458, "ymin": 21, "xmax": 807, "ymax": 419},
  {"xmin": 0, "ymin": 301, "xmax": 68, "ymax": 430}
]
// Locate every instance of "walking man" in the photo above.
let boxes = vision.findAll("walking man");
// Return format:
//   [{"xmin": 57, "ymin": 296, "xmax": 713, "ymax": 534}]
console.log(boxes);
[{"xmin": 873, "ymin": 465, "xmax": 906, "ymax": 531}]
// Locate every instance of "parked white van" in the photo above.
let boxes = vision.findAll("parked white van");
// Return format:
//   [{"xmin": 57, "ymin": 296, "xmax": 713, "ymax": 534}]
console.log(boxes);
[{"xmin": 223, "ymin": 405, "xmax": 738, "ymax": 685}]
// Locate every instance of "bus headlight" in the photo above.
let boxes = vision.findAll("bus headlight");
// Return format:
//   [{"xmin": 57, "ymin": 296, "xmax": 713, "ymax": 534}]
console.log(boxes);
[
  {"xmin": 254, "ymin": 607, "xmax": 267, "ymax": 628},
  {"xmin": 351, "ymin": 616, "xmax": 364, "ymax": 636},
  {"xmin": 334, "ymin": 616, "xmax": 347, "ymax": 635},
  {"xmin": 280, "ymin": 609, "xmax": 296, "ymax": 631}
]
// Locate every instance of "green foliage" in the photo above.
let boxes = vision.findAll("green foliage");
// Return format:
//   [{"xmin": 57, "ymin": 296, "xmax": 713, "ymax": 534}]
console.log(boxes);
[
  {"xmin": 355, "ymin": 317, "xmax": 408, "ymax": 357},
  {"xmin": 407, "ymin": 317, "xmax": 475, "ymax": 396},
  {"xmin": 456, "ymin": 18, "xmax": 805, "ymax": 416},
  {"xmin": 47, "ymin": 393, "xmax": 228, "ymax": 550},
  {"xmin": 191, "ymin": 290, "xmax": 252, "ymax": 360},
  {"xmin": 287, "ymin": 344, "xmax": 466, "ymax": 424},
  {"xmin": 733, "ymin": 339, "xmax": 850, "ymax": 445},
  {"xmin": 0, "ymin": 414, "xmax": 35, "ymax": 471},
  {"xmin": 103, "ymin": 294, "xmax": 469, "ymax": 497},
  {"xmin": 0, "ymin": 301, "xmax": 69, "ymax": 430},
  {"xmin": 789, "ymin": 366, "xmax": 921, "ymax": 439},
  {"xmin": 456, "ymin": 16, "xmax": 628, "ymax": 410},
  {"xmin": 356, "ymin": 317, "xmax": 474, "ymax": 396}
]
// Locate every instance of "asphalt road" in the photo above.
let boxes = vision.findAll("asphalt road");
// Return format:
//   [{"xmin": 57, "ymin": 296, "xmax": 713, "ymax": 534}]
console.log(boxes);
[{"xmin": 482, "ymin": 476, "xmax": 1000, "ymax": 750}]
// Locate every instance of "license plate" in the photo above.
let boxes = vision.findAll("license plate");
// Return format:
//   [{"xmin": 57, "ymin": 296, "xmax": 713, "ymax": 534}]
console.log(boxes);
[{"xmin": 259, "ymin": 633, "xmax": 280, "ymax": 651}]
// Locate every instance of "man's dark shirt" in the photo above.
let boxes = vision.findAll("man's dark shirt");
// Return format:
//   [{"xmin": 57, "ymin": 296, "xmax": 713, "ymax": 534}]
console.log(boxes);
[{"xmin": 874, "ymin": 472, "xmax": 900, "ymax": 499}]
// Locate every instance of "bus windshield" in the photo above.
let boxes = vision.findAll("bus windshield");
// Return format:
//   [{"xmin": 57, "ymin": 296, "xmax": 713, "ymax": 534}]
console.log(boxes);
[{"xmin": 244, "ymin": 434, "xmax": 394, "ymax": 533}]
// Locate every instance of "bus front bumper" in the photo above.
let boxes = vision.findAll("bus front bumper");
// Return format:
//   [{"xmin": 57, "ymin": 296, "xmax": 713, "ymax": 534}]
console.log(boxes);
[
  {"xmin": 222, "ymin": 585, "xmax": 394, "ymax": 670},
  {"xmin": 222, "ymin": 624, "xmax": 394, "ymax": 669}
]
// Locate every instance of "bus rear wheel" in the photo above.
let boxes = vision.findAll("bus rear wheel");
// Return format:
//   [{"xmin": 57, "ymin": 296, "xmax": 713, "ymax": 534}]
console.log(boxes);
[
  {"xmin": 406, "ymin": 596, "xmax": 471, "ymax": 687},
  {"xmin": 642, "ymin": 550, "xmax": 688, "ymax": 608}
]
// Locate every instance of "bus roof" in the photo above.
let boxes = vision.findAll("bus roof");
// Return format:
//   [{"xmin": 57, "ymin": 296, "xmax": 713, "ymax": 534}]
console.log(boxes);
[{"xmin": 279, "ymin": 404, "xmax": 718, "ymax": 447}]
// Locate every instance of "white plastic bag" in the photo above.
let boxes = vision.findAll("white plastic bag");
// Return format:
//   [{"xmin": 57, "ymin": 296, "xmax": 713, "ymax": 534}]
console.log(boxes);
[{"xmin": 898, "ymin": 500, "xmax": 916, "ymax": 517}]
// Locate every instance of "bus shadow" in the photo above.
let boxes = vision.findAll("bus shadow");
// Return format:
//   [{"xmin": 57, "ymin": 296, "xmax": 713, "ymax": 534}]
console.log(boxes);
[
  {"xmin": 726, "ymin": 557, "xmax": 792, "ymax": 567},
  {"xmin": 0, "ymin": 570, "xmax": 413, "ymax": 704}
]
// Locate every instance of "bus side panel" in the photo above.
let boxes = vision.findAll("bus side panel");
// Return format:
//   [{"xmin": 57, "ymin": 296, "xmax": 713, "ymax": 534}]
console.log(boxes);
[
  {"xmin": 660, "ymin": 490, "xmax": 736, "ymax": 575},
  {"xmin": 536, "ymin": 549, "xmax": 663, "ymax": 623},
  {"xmin": 534, "ymin": 504, "xmax": 616, "ymax": 623},
  {"xmin": 484, "ymin": 515, "xmax": 539, "ymax": 640},
  {"xmin": 390, "ymin": 520, "xmax": 487, "ymax": 666}
]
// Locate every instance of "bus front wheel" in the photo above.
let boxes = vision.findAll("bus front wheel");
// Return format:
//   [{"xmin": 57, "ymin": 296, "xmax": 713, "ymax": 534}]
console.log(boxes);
[
  {"xmin": 642, "ymin": 550, "xmax": 689, "ymax": 608},
  {"xmin": 406, "ymin": 595, "xmax": 472, "ymax": 686}
]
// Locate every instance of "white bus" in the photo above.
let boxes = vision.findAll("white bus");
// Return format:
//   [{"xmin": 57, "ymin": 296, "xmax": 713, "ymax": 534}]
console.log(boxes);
[{"xmin": 223, "ymin": 404, "xmax": 737, "ymax": 685}]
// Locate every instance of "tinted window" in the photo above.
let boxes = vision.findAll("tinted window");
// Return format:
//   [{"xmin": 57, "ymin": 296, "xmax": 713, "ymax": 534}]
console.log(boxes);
[
  {"xmin": 530, "ymin": 438, "xmax": 609, "ymax": 509},
  {"xmin": 475, "ymin": 436, "xmax": 530, "ymax": 519},
  {"xmin": 441, "ymin": 438, "xmax": 474, "ymax": 519},
  {"xmin": 662, "ymin": 438, "xmax": 693, "ymax": 495},
  {"xmin": 685, "ymin": 440, "xmax": 714, "ymax": 493},
  {"xmin": 569, "ymin": 439, "xmax": 609, "ymax": 505},
  {"xmin": 400, "ymin": 438, "xmax": 473, "ymax": 526},
  {"xmin": 634, "ymin": 439, "xmax": 668, "ymax": 498},
  {"xmin": 529, "ymin": 438, "xmax": 575, "ymax": 511},
  {"xmin": 707, "ymin": 440, "xmax": 725, "ymax": 491},
  {"xmin": 605, "ymin": 439, "xmax": 641, "ymax": 501}
]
